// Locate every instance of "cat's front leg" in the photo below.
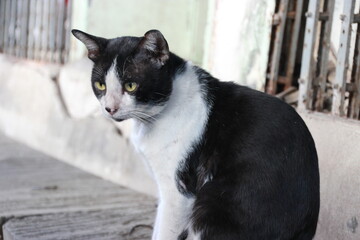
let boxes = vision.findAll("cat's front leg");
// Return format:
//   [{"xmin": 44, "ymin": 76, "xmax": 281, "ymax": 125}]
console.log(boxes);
[{"xmin": 152, "ymin": 192, "xmax": 194, "ymax": 240}]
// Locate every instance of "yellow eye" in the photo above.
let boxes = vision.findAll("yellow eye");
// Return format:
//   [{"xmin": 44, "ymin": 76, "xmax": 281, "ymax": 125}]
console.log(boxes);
[
  {"xmin": 95, "ymin": 81, "xmax": 106, "ymax": 91},
  {"xmin": 124, "ymin": 82, "xmax": 138, "ymax": 92}
]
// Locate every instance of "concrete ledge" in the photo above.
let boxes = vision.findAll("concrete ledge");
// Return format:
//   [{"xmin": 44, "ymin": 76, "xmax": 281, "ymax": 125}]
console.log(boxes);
[{"xmin": 300, "ymin": 111, "xmax": 360, "ymax": 240}]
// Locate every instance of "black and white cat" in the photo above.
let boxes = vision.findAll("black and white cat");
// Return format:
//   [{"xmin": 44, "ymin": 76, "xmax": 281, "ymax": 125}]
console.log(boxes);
[{"xmin": 72, "ymin": 29, "xmax": 320, "ymax": 240}]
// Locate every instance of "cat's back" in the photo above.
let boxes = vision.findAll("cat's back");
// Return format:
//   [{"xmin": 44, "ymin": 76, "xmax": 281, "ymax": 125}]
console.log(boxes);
[
  {"xmin": 208, "ymin": 81, "xmax": 315, "ymax": 151},
  {"xmin": 207, "ymin": 80, "xmax": 318, "ymax": 177},
  {"xmin": 193, "ymin": 80, "xmax": 320, "ymax": 239}
]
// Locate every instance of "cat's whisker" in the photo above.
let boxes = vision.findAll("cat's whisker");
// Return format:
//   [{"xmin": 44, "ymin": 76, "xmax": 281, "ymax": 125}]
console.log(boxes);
[
  {"xmin": 131, "ymin": 113, "xmax": 154, "ymax": 124},
  {"xmin": 131, "ymin": 111, "xmax": 157, "ymax": 122},
  {"xmin": 154, "ymin": 92, "xmax": 168, "ymax": 97},
  {"xmin": 130, "ymin": 114, "xmax": 145, "ymax": 124}
]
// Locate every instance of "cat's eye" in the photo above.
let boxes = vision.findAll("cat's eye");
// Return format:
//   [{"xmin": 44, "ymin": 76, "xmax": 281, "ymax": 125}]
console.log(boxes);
[
  {"xmin": 124, "ymin": 82, "xmax": 138, "ymax": 92},
  {"xmin": 95, "ymin": 81, "xmax": 106, "ymax": 91}
]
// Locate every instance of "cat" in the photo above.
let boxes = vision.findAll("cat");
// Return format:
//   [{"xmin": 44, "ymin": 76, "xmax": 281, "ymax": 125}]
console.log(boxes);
[{"xmin": 72, "ymin": 29, "xmax": 320, "ymax": 240}]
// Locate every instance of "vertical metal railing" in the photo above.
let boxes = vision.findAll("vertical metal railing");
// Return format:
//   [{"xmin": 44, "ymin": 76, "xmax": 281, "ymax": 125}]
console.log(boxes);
[
  {"xmin": 348, "ymin": 10, "xmax": 360, "ymax": 119},
  {"xmin": 267, "ymin": 0, "xmax": 290, "ymax": 95},
  {"xmin": 332, "ymin": 0, "xmax": 360, "ymax": 118},
  {"xmin": 266, "ymin": 0, "xmax": 309, "ymax": 103},
  {"xmin": 332, "ymin": 0, "xmax": 356, "ymax": 116},
  {"xmin": 298, "ymin": 0, "xmax": 321, "ymax": 110},
  {"xmin": 314, "ymin": 0, "xmax": 335, "ymax": 111},
  {"xmin": 296, "ymin": 0, "xmax": 360, "ymax": 120},
  {"xmin": 298, "ymin": 0, "xmax": 336, "ymax": 111},
  {"xmin": 0, "ymin": 0, "xmax": 72, "ymax": 64},
  {"xmin": 268, "ymin": 0, "xmax": 360, "ymax": 120}
]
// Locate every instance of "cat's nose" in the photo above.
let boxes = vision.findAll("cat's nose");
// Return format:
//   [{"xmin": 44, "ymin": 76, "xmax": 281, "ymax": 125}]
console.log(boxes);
[{"xmin": 105, "ymin": 107, "xmax": 118, "ymax": 115}]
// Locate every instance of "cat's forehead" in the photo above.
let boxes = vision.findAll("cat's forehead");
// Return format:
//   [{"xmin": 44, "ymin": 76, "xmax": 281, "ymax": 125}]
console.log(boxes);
[
  {"xmin": 105, "ymin": 36, "xmax": 141, "ymax": 56},
  {"xmin": 92, "ymin": 36, "xmax": 141, "ymax": 74}
]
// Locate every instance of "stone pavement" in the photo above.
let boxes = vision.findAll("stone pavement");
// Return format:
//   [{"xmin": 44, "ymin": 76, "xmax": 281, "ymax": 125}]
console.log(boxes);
[{"xmin": 0, "ymin": 133, "xmax": 156, "ymax": 240}]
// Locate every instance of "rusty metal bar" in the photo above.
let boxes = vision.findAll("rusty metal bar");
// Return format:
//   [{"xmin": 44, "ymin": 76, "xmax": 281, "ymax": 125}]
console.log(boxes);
[
  {"xmin": 315, "ymin": 0, "xmax": 335, "ymax": 111},
  {"xmin": 7, "ymin": 0, "xmax": 16, "ymax": 56},
  {"xmin": 0, "ymin": 0, "xmax": 71, "ymax": 64},
  {"xmin": 285, "ymin": 0, "xmax": 304, "ymax": 90},
  {"xmin": 267, "ymin": 0, "xmax": 289, "ymax": 95},
  {"xmin": 354, "ymin": 14, "xmax": 360, "ymax": 23},
  {"xmin": 27, "ymin": 0, "xmax": 36, "ymax": 59},
  {"xmin": 63, "ymin": 0, "xmax": 72, "ymax": 64},
  {"xmin": 0, "ymin": 0, "xmax": 6, "ymax": 52},
  {"xmin": 55, "ymin": 0, "xmax": 65, "ymax": 63},
  {"xmin": 3, "ymin": 0, "xmax": 11, "ymax": 55},
  {"xmin": 287, "ymin": 11, "xmax": 296, "ymax": 19},
  {"xmin": 33, "ymin": 0, "xmax": 42, "ymax": 61},
  {"xmin": 348, "ymin": 6, "xmax": 360, "ymax": 119},
  {"xmin": 40, "ymin": 0, "xmax": 49, "ymax": 61},
  {"xmin": 14, "ymin": 0, "xmax": 22, "ymax": 57},
  {"xmin": 332, "ymin": 0, "xmax": 355, "ymax": 116},
  {"xmin": 319, "ymin": 12, "xmax": 329, "ymax": 21},
  {"xmin": 19, "ymin": 0, "xmax": 29, "ymax": 58},
  {"xmin": 48, "ymin": 0, "xmax": 56, "ymax": 62},
  {"xmin": 298, "ymin": 0, "xmax": 320, "ymax": 110}
]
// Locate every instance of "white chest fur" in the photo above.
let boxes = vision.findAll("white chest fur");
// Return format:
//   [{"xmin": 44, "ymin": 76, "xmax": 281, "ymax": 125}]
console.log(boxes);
[
  {"xmin": 130, "ymin": 63, "xmax": 209, "ymax": 239},
  {"xmin": 131, "ymin": 63, "xmax": 209, "ymax": 192}
]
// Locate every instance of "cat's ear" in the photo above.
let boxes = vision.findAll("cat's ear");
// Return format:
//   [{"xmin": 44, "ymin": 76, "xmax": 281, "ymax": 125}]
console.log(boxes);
[
  {"xmin": 71, "ymin": 29, "xmax": 108, "ymax": 61},
  {"xmin": 138, "ymin": 30, "xmax": 169, "ymax": 66}
]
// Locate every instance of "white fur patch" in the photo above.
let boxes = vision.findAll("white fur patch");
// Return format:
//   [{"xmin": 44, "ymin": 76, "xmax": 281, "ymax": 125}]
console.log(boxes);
[
  {"xmin": 131, "ymin": 62, "xmax": 209, "ymax": 240},
  {"xmin": 99, "ymin": 59, "xmax": 136, "ymax": 119}
]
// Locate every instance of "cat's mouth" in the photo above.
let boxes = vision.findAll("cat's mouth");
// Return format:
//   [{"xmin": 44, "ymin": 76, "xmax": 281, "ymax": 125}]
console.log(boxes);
[
  {"xmin": 113, "ymin": 117, "xmax": 126, "ymax": 122},
  {"xmin": 106, "ymin": 114, "xmax": 129, "ymax": 122},
  {"xmin": 110, "ymin": 114, "xmax": 130, "ymax": 122},
  {"xmin": 105, "ymin": 111, "xmax": 133, "ymax": 122}
]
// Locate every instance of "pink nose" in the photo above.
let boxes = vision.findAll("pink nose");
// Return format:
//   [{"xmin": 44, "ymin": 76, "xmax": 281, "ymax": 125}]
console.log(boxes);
[{"xmin": 105, "ymin": 107, "xmax": 118, "ymax": 115}]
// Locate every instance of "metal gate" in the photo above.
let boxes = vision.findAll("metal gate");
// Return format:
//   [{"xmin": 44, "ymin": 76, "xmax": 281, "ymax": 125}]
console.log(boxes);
[
  {"xmin": 0, "ymin": 0, "xmax": 72, "ymax": 64},
  {"xmin": 267, "ymin": 0, "xmax": 360, "ymax": 120}
]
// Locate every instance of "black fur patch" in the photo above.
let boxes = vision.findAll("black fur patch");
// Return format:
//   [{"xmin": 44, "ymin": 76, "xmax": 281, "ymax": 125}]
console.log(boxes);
[
  {"xmin": 177, "ymin": 229, "xmax": 188, "ymax": 240},
  {"xmin": 72, "ymin": 30, "xmax": 185, "ymax": 107},
  {"xmin": 177, "ymin": 71, "xmax": 319, "ymax": 239}
]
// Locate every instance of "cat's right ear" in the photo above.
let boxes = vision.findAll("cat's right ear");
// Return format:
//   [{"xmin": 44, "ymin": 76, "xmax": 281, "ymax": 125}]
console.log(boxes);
[{"xmin": 71, "ymin": 29, "xmax": 108, "ymax": 61}]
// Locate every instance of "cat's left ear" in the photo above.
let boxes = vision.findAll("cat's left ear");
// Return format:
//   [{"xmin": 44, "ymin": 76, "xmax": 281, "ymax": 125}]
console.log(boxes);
[
  {"xmin": 138, "ymin": 30, "xmax": 170, "ymax": 66},
  {"xmin": 71, "ymin": 29, "xmax": 108, "ymax": 61}
]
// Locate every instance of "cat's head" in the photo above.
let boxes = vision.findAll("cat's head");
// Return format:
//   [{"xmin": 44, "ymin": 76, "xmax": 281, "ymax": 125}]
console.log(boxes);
[{"xmin": 71, "ymin": 29, "xmax": 177, "ymax": 123}]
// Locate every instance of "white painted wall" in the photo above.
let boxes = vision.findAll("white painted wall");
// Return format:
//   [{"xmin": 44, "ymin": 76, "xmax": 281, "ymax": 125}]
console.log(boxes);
[
  {"xmin": 71, "ymin": 0, "xmax": 209, "ymax": 65},
  {"xmin": 203, "ymin": 0, "xmax": 275, "ymax": 89},
  {"xmin": 70, "ymin": 0, "xmax": 277, "ymax": 90}
]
